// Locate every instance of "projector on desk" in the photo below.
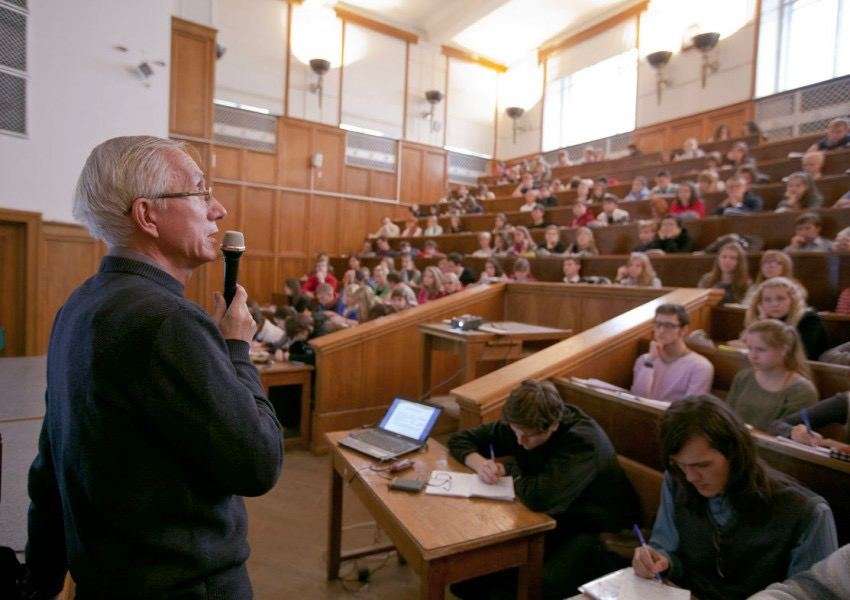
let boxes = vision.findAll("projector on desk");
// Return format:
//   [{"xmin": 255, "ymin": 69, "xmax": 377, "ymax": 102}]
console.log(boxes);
[{"xmin": 450, "ymin": 315, "xmax": 483, "ymax": 331}]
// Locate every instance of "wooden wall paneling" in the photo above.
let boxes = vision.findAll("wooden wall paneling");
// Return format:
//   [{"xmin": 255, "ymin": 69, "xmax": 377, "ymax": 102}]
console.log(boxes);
[
  {"xmin": 703, "ymin": 102, "xmax": 754, "ymax": 140},
  {"xmin": 313, "ymin": 127, "xmax": 345, "ymax": 192},
  {"xmin": 337, "ymin": 198, "xmax": 370, "ymax": 256},
  {"xmin": 279, "ymin": 118, "xmax": 312, "ymax": 189},
  {"xmin": 241, "ymin": 187, "xmax": 277, "ymax": 253},
  {"xmin": 170, "ymin": 17, "xmax": 216, "ymax": 139},
  {"xmin": 669, "ymin": 120, "xmax": 704, "ymax": 152},
  {"xmin": 276, "ymin": 257, "xmax": 308, "ymax": 287},
  {"xmin": 423, "ymin": 149, "xmax": 447, "ymax": 204},
  {"xmin": 278, "ymin": 192, "xmax": 308, "ymax": 255},
  {"xmin": 343, "ymin": 166, "xmax": 370, "ymax": 197},
  {"xmin": 0, "ymin": 222, "xmax": 27, "ymax": 356},
  {"xmin": 243, "ymin": 150, "xmax": 277, "ymax": 185},
  {"xmin": 242, "ymin": 255, "xmax": 278, "ymax": 303},
  {"xmin": 185, "ymin": 261, "xmax": 211, "ymax": 311},
  {"xmin": 183, "ymin": 140, "xmax": 211, "ymax": 174},
  {"xmin": 212, "ymin": 145, "xmax": 242, "ymax": 181},
  {"xmin": 399, "ymin": 144, "xmax": 423, "ymax": 203},
  {"xmin": 308, "ymin": 194, "xmax": 340, "ymax": 256},
  {"xmin": 211, "ymin": 183, "xmax": 241, "ymax": 240},
  {"xmin": 369, "ymin": 170, "xmax": 397, "ymax": 200}
]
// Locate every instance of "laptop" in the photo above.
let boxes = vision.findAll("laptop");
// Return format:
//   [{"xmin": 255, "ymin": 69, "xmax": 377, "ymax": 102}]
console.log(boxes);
[{"xmin": 338, "ymin": 398, "xmax": 442, "ymax": 461}]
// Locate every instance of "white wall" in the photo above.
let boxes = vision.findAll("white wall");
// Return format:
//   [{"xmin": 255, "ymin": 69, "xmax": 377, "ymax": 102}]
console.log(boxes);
[
  {"xmin": 405, "ymin": 42, "xmax": 447, "ymax": 148},
  {"xmin": 495, "ymin": 54, "xmax": 543, "ymax": 160},
  {"xmin": 0, "ymin": 0, "xmax": 171, "ymax": 224},
  {"xmin": 635, "ymin": 0, "xmax": 757, "ymax": 126}
]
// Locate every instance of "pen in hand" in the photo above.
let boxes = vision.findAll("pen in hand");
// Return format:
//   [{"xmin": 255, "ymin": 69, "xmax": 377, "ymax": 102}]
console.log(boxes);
[
  {"xmin": 633, "ymin": 524, "xmax": 663, "ymax": 582},
  {"xmin": 800, "ymin": 408, "xmax": 812, "ymax": 434}
]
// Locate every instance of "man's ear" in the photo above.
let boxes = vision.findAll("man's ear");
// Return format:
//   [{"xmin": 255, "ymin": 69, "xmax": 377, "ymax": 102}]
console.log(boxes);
[{"xmin": 129, "ymin": 198, "xmax": 162, "ymax": 239}]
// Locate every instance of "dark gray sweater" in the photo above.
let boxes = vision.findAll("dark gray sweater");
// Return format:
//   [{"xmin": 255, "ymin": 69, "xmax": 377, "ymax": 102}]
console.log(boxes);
[{"xmin": 26, "ymin": 256, "xmax": 283, "ymax": 599}]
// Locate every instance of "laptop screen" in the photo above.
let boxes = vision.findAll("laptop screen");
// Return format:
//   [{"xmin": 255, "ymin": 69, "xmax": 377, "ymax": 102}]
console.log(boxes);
[{"xmin": 379, "ymin": 398, "xmax": 441, "ymax": 443}]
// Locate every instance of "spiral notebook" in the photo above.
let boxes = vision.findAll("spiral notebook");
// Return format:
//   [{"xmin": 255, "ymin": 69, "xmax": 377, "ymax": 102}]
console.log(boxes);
[
  {"xmin": 578, "ymin": 568, "xmax": 690, "ymax": 600},
  {"xmin": 425, "ymin": 470, "xmax": 515, "ymax": 501}
]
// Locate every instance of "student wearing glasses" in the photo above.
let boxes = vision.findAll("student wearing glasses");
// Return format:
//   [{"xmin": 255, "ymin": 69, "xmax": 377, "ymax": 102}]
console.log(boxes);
[
  {"xmin": 632, "ymin": 396, "xmax": 837, "ymax": 600},
  {"xmin": 630, "ymin": 304, "xmax": 714, "ymax": 402}
]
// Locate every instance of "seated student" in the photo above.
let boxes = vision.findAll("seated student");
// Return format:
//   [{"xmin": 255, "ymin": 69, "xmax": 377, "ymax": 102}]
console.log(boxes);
[
  {"xmin": 568, "ymin": 201, "xmax": 595, "ymax": 228},
  {"xmin": 519, "ymin": 189, "xmax": 540, "ymax": 213},
  {"xmin": 447, "ymin": 212, "xmax": 465, "ymax": 234},
  {"xmin": 743, "ymin": 250, "xmax": 804, "ymax": 305},
  {"xmin": 398, "ymin": 252, "xmax": 421, "ymax": 288},
  {"xmin": 669, "ymin": 182, "xmax": 706, "ymax": 220},
  {"xmin": 416, "ymin": 266, "xmax": 446, "ymax": 304},
  {"xmin": 358, "ymin": 239, "xmax": 376, "ymax": 258},
  {"xmin": 367, "ymin": 264, "xmax": 391, "ymax": 300},
  {"xmin": 770, "ymin": 391, "xmax": 850, "ymax": 452},
  {"xmin": 556, "ymin": 149, "xmax": 572, "ymax": 167},
  {"xmin": 422, "ymin": 214, "xmax": 444, "ymax": 237},
  {"xmin": 574, "ymin": 178, "xmax": 593, "ymax": 205},
  {"xmin": 443, "ymin": 272, "xmax": 463, "ymax": 294},
  {"xmin": 446, "ymin": 252, "xmax": 476, "ymax": 286},
  {"xmin": 615, "ymin": 252, "xmax": 662, "ymax": 288},
  {"xmin": 283, "ymin": 315, "xmax": 317, "ymax": 365},
  {"xmin": 783, "ymin": 212, "xmax": 833, "ymax": 252},
  {"xmin": 650, "ymin": 170, "xmax": 678, "ymax": 195},
  {"xmin": 649, "ymin": 195, "xmax": 670, "ymax": 220},
  {"xmin": 512, "ymin": 172, "xmax": 536, "ymax": 198},
  {"xmin": 463, "ymin": 195, "xmax": 484, "ymax": 215},
  {"xmin": 594, "ymin": 194, "xmax": 630, "ymax": 226},
  {"xmin": 492, "ymin": 212, "xmax": 510, "ymax": 234},
  {"xmin": 373, "ymin": 237, "xmax": 396, "ymax": 258},
  {"xmin": 477, "ymin": 257, "xmax": 507, "ymax": 284},
  {"xmin": 385, "ymin": 271, "xmax": 417, "ymax": 307},
  {"xmin": 374, "ymin": 216, "xmax": 400, "ymax": 238},
  {"xmin": 510, "ymin": 226, "xmax": 537, "ymax": 257},
  {"xmin": 697, "ymin": 170, "xmax": 724, "ymax": 196},
  {"xmin": 550, "ymin": 178, "xmax": 565, "ymax": 193},
  {"xmin": 314, "ymin": 282, "xmax": 347, "ymax": 318},
  {"xmin": 538, "ymin": 182, "xmax": 558, "ymax": 208},
  {"xmin": 744, "ymin": 276, "xmax": 828, "ymax": 360},
  {"xmin": 400, "ymin": 218, "xmax": 422, "ymax": 238},
  {"xmin": 492, "ymin": 232, "xmax": 511, "ymax": 256},
  {"xmin": 528, "ymin": 204, "xmax": 549, "ymax": 229},
  {"xmin": 565, "ymin": 226, "xmax": 599, "ymax": 256},
  {"xmin": 631, "ymin": 304, "xmax": 714, "ymax": 402},
  {"xmin": 749, "ymin": 544, "xmax": 850, "ymax": 600},
  {"xmin": 537, "ymin": 224, "xmax": 566, "ymax": 255},
  {"xmin": 449, "ymin": 379, "xmax": 640, "ymax": 600},
  {"xmin": 302, "ymin": 261, "xmax": 339, "ymax": 296},
  {"xmin": 387, "ymin": 287, "xmax": 414, "ymax": 312},
  {"xmin": 249, "ymin": 301, "xmax": 286, "ymax": 350},
  {"xmin": 722, "ymin": 140, "xmax": 753, "ymax": 170},
  {"xmin": 623, "ymin": 175, "xmax": 650, "ymax": 202},
  {"xmin": 562, "ymin": 255, "xmax": 611, "ymax": 285},
  {"xmin": 366, "ymin": 303, "xmax": 396, "ymax": 321},
  {"xmin": 632, "ymin": 396, "xmax": 838, "ymax": 599},
  {"xmin": 590, "ymin": 177, "xmax": 608, "ymax": 202},
  {"xmin": 714, "ymin": 175, "xmax": 761, "ymax": 215},
  {"xmin": 807, "ymin": 117, "xmax": 850, "ymax": 152},
  {"xmin": 511, "ymin": 257, "xmax": 536, "ymax": 282},
  {"xmin": 711, "ymin": 122, "xmax": 731, "ymax": 142},
  {"xmin": 633, "ymin": 220, "xmax": 659, "ymax": 252},
  {"xmin": 697, "ymin": 242, "xmax": 752, "ymax": 304},
  {"xmin": 647, "ymin": 215, "xmax": 693, "ymax": 254},
  {"xmin": 776, "ymin": 172, "xmax": 823, "ymax": 212},
  {"xmin": 420, "ymin": 239, "xmax": 444, "ymax": 259},
  {"xmin": 833, "ymin": 188, "xmax": 850, "ymax": 208},
  {"xmin": 472, "ymin": 231, "xmax": 494, "ymax": 257},
  {"xmin": 728, "ymin": 319, "xmax": 818, "ymax": 429},
  {"xmin": 834, "ymin": 225, "xmax": 850, "ymax": 252},
  {"xmin": 801, "ymin": 150, "xmax": 825, "ymax": 181},
  {"xmin": 674, "ymin": 137, "xmax": 705, "ymax": 161},
  {"xmin": 578, "ymin": 145, "xmax": 599, "ymax": 164}
]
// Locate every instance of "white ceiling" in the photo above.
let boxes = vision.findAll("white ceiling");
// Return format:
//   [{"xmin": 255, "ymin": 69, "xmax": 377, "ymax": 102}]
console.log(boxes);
[{"xmin": 341, "ymin": 0, "xmax": 636, "ymax": 66}]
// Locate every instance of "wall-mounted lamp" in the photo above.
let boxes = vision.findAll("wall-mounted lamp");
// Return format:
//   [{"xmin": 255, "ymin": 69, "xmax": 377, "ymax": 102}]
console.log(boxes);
[
  {"xmin": 505, "ymin": 106, "xmax": 525, "ymax": 144},
  {"xmin": 422, "ymin": 90, "xmax": 444, "ymax": 132},
  {"xmin": 646, "ymin": 51, "xmax": 672, "ymax": 105},
  {"xmin": 692, "ymin": 32, "xmax": 720, "ymax": 88},
  {"xmin": 308, "ymin": 58, "xmax": 331, "ymax": 109}
]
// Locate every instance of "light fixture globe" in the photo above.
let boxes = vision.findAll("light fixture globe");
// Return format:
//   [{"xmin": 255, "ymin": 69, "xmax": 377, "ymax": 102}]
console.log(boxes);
[
  {"xmin": 692, "ymin": 32, "xmax": 720, "ymax": 52},
  {"xmin": 505, "ymin": 106, "xmax": 524, "ymax": 120},
  {"xmin": 309, "ymin": 58, "xmax": 331, "ymax": 76},
  {"xmin": 425, "ymin": 90, "xmax": 443, "ymax": 105},
  {"xmin": 646, "ymin": 50, "xmax": 672, "ymax": 69}
]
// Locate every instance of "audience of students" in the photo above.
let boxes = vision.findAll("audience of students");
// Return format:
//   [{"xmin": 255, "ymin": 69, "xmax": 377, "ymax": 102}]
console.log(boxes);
[
  {"xmin": 715, "ymin": 175, "xmax": 761, "ymax": 215},
  {"xmin": 801, "ymin": 150, "xmax": 825, "ymax": 181},
  {"xmin": 565, "ymin": 226, "xmax": 599, "ymax": 256},
  {"xmin": 669, "ymin": 182, "xmax": 705, "ymax": 220},
  {"xmin": 633, "ymin": 396, "xmax": 837, "ymax": 598},
  {"xmin": 447, "ymin": 213, "xmax": 465, "ymax": 234},
  {"xmin": 374, "ymin": 216, "xmax": 400, "ymax": 238},
  {"xmin": 594, "ymin": 195, "xmax": 630, "ymax": 226},
  {"xmin": 808, "ymin": 117, "xmax": 850, "ymax": 152},
  {"xmin": 784, "ymin": 212, "xmax": 833, "ymax": 252},
  {"xmin": 633, "ymin": 220, "xmax": 659, "ymax": 252},
  {"xmin": 477, "ymin": 257, "xmax": 507, "ymax": 284},
  {"xmin": 511, "ymin": 258, "xmax": 536, "ymax": 282},
  {"xmin": 417, "ymin": 265, "xmax": 447, "ymax": 304},
  {"xmin": 561, "ymin": 255, "xmax": 610, "ymax": 285},
  {"xmin": 511, "ymin": 226, "xmax": 537, "ymax": 257},
  {"xmin": 423, "ymin": 215, "xmax": 444, "ymax": 237},
  {"xmin": 647, "ymin": 215, "xmax": 693, "ymax": 254},
  {"xmin": 770, "ymin": 391, "xmax": 850, "ymax": 452},
  {"xmin": 537, "ymin": 224, "xmax": 566, "ymax": 255},
  {"xmin": 630, "ymin": 304, "xmax": 714, "ymax": 402},
  {"xmin": 616, "ymin": 252, "xmax": 662, "ymax": 288},
  {"xmin": 623, "ymin": 176, "xmax": 650, "ymax": 202},
  {"xmin": 528, "ymin": 204, "xmax": 548, "ymax": 228},
  {"xmin": 650, "ymin": 170, "xmax": 677, "ymax": 195},
  {"xmin": 472, "ymin": 231, "xmax": 493, "ymax": 258},
  {"xmin": 776, "ymin": 172, "xmax": 823, "ymax": 212},
  {"xmin": 697, "ymin": 242, "xmax": 752, "ymax": 304},
  {"xmin": 568, "ymin": 201, "xmax": 595, "ymax": 228},
  {"xmin": 519, "ymin": 189, "xmax": 539, "ymax": 213},
  {"xmin": 673, "ymin": 137, "xmax": 705, "ymax": 161},
  {"xmin": 302, "ymin": 261, "xmax": 338, "ymax": 296},
  {"xmin": 743, "ymin": 250, "xmax": 804, "ymax": 305}
]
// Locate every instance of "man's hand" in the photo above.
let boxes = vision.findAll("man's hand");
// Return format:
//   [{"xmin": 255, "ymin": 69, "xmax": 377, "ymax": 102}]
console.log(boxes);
[
  {"xmin": 212, "ymin": 285, "xmax": 257, "ymax": 343},
  {"xmin": 790, "ymin": 234, "xmax": 806, "ymax": 248},
  {"xmin": 790, "ymin": 424, "xmax": 824, "ymax": 447},
  {"xmin": 465, "ymin": 453, "xmax": 506, "ymax": 485},
  {"xmin": 632, "ymin": 545, "xmax": 669, "ymax": 579}
]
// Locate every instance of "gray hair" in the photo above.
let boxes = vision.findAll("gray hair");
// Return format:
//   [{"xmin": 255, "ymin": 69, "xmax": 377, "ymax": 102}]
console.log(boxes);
[{"xmin": 72, "ymin": 136, "xmax": 188, "ymax": 247}]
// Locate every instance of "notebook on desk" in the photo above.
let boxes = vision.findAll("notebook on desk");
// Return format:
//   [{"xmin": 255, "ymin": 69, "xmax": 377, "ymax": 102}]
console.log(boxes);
[
  {"xmin": 425, "ymin": 470, "xmax": 515, "ymax": 501},
  {"xmin": 338, "ymin": 398, "xmax": 441, "ymax": 461},
  {"xmin": 578, "ymin": 567, "xmax": 690, "ymax": 600}
]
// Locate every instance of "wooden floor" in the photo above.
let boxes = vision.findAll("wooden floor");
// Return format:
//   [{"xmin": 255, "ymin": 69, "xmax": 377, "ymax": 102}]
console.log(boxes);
[{"xmin": 246, "ymin": 447, "xmax": 443, "ymax": 599}]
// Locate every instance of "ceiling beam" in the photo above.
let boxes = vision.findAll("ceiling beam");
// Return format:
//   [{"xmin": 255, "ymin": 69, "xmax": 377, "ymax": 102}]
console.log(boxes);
[
  {"xmin": 334, "ymin": 5, "xmax": 420, "ymax": 44},
  {"xmin": 422, "ymin": 0, "xmax": 511, "ymax": 45},
  {"xmin": 441, "ymin": 45, "xmax": 507, "ymax": 73}
]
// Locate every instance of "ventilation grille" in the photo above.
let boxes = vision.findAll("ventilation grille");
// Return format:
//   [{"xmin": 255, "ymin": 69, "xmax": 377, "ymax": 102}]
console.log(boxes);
[
  {"xmin": 0, "ymin": 3, "xmax": 26, "ymax": 136},
  {"xmin": 542, "ymin": 129, "xmax": 633, "ymax": 165},
  {"xmin": 212, "ymin": 104, "xmax": 277, "ymax": 153},
  {"xmin": 755, "ymin": 75, "xmax": 850, "ymax": 142},
  {"xmin": 345, "ymin": 131, "xmax": 397, "ymax": 172},
  {"xmin": 3, "ymin": 0, "xmax": 26, "ymax": 8},
  {"xmin": 448, "ymin": 151, "xmax": 488, "ymax": 185}
]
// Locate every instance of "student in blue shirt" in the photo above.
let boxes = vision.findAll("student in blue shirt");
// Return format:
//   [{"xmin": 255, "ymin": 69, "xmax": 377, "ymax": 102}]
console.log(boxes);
[{"xmin": 632, "ymin": 395, "xmax": 837, "ymax": 600}]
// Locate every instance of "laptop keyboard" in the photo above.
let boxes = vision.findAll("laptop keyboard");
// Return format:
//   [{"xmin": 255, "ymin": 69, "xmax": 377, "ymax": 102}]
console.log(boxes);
[{"xmin": 351, "ymin": 430, "xmax": 414, "ymax": 453}]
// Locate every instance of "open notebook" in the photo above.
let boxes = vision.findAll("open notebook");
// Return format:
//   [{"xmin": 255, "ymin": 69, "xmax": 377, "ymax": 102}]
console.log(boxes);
[
  {"xmin": 425, "ymin": 470, "xmax": 515, "ymax": 501},
  {"xmin": 579, "ymin": 568, "xmax": 690, "ymax": 600}
]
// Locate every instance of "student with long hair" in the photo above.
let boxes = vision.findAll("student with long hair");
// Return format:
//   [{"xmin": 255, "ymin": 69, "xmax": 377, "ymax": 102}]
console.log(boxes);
[
  {"xmin": 510, "ymin": 226, "xmax": 537, "ymax": 257},
  {"xmin": 743, "ymin": 251, "xmax": 805, "ymax": 305},
  {"xmin": 697, "ymin": 242, "xmax": 752, "ymax": 304},
  {"xmin": 669, "ymin": 182, "xmax": 706, "ymax": 220},
  {"xmin": 727, "ymin": 319, "xmax": 817, "ymax": 430},
  {"xmin": 565, "ymin": 226, "xmax": 599, "ymax": 256},
  {"xmin": 417, "ymin": 265, "xmax": 446, "ymax": 304},
  {"xmin": 776, "ymin": 172, "xmax": 824, "ymax": 212},
  {"xmin": 744, "ymin": 277, "xmax": 828, "ymax": 359},
  {"xmin": 616, "ymin": 252, "xmax": 662, "ymax": 288},
  {"xmin": 477, "ymin": 257, "xmax": 507, "ymax": 284}
]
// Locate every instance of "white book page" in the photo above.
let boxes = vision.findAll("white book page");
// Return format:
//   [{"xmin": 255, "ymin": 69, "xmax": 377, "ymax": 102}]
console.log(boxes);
[
  {"xmin": 579, "ymin": 568, "xmax": 690, "ymax": 600},
  {"xmin": 425, "ymin": 470, "xmax": 473, "ymax": 498},
  {"xmin": 469, "ymin": 475, "xmax": 515, "ymax": 501}
]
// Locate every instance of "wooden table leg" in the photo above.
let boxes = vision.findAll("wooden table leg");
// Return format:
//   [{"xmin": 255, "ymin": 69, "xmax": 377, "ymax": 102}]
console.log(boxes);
[
  {"xmin": 516, "ymin": 534, "xmax": 545, "ymax": 600},
  {"xmin": 327, "ymin": 460, "xmax": 343, "ymax": 580},
  {"xmin": 462, "ymin": 340, "xmax": 486, "ymax": 383},
  {"xmin": 300, "ymin": 374, "xmax": 312, "ymax": 446},
  {"xmin": 421, "ymin": 333, "xmax": 433, "ymax": 396},
  {"xmin": 420, "ymin": 560, "xmax": 447, "ymax": 600}
]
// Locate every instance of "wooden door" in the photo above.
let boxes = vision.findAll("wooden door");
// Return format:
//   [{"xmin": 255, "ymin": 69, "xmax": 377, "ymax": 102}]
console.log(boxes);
[{"xmin": 0, "ymin": 222, "xmax": 26, "ymax": 356}]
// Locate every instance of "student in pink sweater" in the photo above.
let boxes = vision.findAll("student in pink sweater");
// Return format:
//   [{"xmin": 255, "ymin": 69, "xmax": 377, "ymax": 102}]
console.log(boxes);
[{"xmin": 631, "ymin": 304, "xmax": 714, "ymax": 402}]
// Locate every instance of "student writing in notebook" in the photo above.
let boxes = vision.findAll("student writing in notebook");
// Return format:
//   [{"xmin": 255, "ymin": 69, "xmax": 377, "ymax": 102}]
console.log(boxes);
[
  {"xmin": 448, "ymin": 379, "xmax": 640, "ymax": 599},
  {"xmin": 632, "ymin": 396, "xmax": 837, "ymax": 600}
]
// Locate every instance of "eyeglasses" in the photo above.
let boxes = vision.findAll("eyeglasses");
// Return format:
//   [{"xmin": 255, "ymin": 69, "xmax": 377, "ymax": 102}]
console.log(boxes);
[
  {"xmin": 125, "ymin": 187, "xmax": 214, "ymax": 214},
  {"xmin": 653, "ymin": 321, "xmax": 681, "ymax": 330}
]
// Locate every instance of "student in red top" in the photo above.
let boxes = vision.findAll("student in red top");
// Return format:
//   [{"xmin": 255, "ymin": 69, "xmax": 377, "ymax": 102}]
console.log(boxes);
[
  {"xmin": 302, "ymin": 261, "xmax": 338, "ymax": 296},
  {"xmin": 568, "ymin": 202, "xmax": 595, "ymax": 228},
  {"xmin": 669, "ymin": 182, "xmax": 705, "ymax": 220}
]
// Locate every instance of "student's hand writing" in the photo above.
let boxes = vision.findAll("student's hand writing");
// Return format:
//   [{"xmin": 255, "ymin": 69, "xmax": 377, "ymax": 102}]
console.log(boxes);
[
  {"xmin": 632, "ymin": 545, "xmax": 669, "ymax": 579},
  {"xmin": 790, "ymin": 424, "xmax": 824, "ymax": 446},
  {"xmin": 466, "ymin": 453, "xmax": 506, "ymax": 485}
]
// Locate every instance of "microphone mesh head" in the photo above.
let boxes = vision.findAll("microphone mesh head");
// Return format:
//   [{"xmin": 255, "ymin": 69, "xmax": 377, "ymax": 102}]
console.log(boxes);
[{"xmin": 221, "ymin": 230, "xmax": 246, "ymax": 251}]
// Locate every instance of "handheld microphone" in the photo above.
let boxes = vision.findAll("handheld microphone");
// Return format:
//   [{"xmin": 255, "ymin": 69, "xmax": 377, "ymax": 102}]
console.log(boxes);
[{"xmin": 221, "ymin": 230, "xmax": 246, "ymax": 307}]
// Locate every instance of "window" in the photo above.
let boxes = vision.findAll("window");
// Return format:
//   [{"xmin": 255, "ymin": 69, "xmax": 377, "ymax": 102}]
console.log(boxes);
[
  {"xmin": 0, "ymin": 0, "xmax": 27, "ymax": 136},
  {"xmin": 756, "ymin": 0, "xmax": 850, "ymax": 97},
  {"xmin": 542, "ymin": 49, "xmax": 637, "ymax": 151}
]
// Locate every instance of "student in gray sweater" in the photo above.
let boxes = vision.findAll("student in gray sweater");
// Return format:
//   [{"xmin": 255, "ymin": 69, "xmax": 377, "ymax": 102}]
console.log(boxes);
[
  {"xmin": 748, "ymin": 544, "xmax": 850, "ymax": 599},
  {"xmin": 25, "ymin": 137, "xmax": 283, "ymax": 599}
]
